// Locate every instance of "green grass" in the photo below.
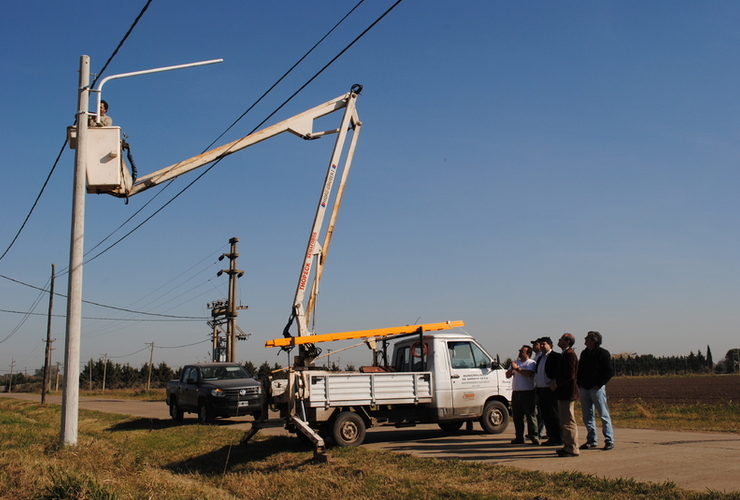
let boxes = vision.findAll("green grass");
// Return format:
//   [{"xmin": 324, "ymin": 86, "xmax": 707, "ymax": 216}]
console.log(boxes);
[{"xmin": 1, "ymin": 398, "xmax": 738, "ymax": 500}]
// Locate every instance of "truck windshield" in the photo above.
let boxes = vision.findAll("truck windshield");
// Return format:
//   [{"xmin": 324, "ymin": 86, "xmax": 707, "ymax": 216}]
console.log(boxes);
[{"xmin": 200, "ymin": 365, "xmax": 251, "ymax": 381}]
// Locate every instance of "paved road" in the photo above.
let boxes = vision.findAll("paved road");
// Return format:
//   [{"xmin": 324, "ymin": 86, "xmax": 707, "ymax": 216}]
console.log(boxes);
[{"xmin": 4, "ymin": 393, "xmax": 739, "ymax": 493}]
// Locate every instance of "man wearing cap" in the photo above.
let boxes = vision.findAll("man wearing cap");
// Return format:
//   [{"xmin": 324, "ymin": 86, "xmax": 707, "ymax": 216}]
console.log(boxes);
[
  {"xmin": 534, "ymin": 337, "xmax": 562, "ymax": 446},
  {"xmin": 530, "ymin": 338, "xmax": 545, "ymax": 441}
]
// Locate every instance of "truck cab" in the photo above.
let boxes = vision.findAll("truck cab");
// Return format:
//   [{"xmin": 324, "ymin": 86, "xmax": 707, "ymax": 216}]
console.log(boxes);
[{"xmin": 390, "ymin": 332, "xmax": 512, "ymax": 428}]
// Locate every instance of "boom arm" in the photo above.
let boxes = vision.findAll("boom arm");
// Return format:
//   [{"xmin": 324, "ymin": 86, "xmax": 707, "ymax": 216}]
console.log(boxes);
[
  {"xmin": 96, "ymin": 89, "xmax": 361, "ymax": 198},
  {"xmin": 287, "ymin": 87, "xmax": 361, "ymax": 341}
]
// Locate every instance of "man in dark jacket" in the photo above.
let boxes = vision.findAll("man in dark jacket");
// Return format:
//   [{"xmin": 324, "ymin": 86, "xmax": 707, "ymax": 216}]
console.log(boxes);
[
  {"xmin": 534, "ymin": 336, "xmax": 562, "ymax": 446},
  {"xmin": 577, "ymin": 330, "xmax": 615, "ymax": 450},
  {"xmin": 550, "ymin": 333, "xmax": 579, "ymax": 457}
]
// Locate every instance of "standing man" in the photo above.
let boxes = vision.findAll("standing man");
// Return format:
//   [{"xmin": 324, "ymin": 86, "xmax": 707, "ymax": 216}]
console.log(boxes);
[
  {"xmin": 550, "ymin": 333, "xmax": 579, "ymax": 457},
  {"xmin": 506, "ymin": 345, "xmax": 538, "ymax": 445},
  {"xmin": 577, "ymin": 330, "xmax": 615, "ymax": 450},
  {"xmin": 530, "ymin": 338, "xmax": 545, "ymax": 441},
  {"xmin": 535, "ymin": 337, "xmax": 562, "ymax": 446}
]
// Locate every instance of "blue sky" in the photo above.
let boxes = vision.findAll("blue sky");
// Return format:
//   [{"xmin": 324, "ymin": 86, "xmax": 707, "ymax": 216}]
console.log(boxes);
[{"xmin": 1, "ymin": 1, "xmax": 739, "ymax": 375}]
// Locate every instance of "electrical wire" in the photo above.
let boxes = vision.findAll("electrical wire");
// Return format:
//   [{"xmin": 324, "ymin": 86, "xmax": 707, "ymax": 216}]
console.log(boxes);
[
  {"xmin": 79, "ymin": 0, "xmax": 401, "ymax": 263},
  {"xmin": 0, "ymin": 1, "xmax": 403, "ymax": 347},
  {"xmin": 0, "ymin": 273, "xmax": 205, "ymax": 319},
  {"xmin": 0, "ymin": 309, "xmax": 203, "ymax": 322},
  {"xmin": 0, "ymin": 0, "xmax": 154, "ymax": 264},
  {"xmin": 0, "ymin": 278, "xmax": 51, "ymax": 344},
  {"xmin": 156, "ymin": 339, "xmax": 211, "ymax": 349},
  {"xmin": 90, "ymin": 0, "xmax": 154, "ymax": 89},
  {"xmin": 0, "ymin": 140, "xmax": 67, "ymax": 262},
  {"xmin": 202, "ymin": 0, "xmax": 366, "ymax": 152}
]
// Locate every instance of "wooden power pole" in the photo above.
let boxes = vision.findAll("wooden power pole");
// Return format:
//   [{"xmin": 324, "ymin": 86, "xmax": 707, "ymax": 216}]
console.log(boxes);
[{"xmin": 42, "ymin": 264, "xmax": 56, "ymax": 405}]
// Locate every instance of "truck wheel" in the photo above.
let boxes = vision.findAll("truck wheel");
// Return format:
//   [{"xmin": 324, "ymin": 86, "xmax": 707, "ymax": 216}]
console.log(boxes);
[
  {"xmin": 438, "ymin": 421, "xmax": 464, "ymax": 433},
  {"xmin": 169, "ymin": 397, "xmax": 184, "ymax": 422},
  {"xmin": 198, "ymin": 400, "xmax": 215, "ymax": 425},
  {"xmin": 480, "ymin": 400, "xmax": 508, "ymax": 434},
  {"xmin": 331, "ymin": 411, "xmax": 366, "ymax": 447}
]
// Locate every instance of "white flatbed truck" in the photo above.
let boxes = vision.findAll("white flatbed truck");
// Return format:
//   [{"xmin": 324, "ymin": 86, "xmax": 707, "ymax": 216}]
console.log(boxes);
[{"xmin": 245, "ymin": 323, "xmax": 512, "ymax": 451}]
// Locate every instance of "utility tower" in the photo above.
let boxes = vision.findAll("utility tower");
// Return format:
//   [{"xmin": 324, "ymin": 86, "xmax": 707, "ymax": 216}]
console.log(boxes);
[{"xmin": 209, "ymin": 237, "xmax": 248, "ymax": 362}]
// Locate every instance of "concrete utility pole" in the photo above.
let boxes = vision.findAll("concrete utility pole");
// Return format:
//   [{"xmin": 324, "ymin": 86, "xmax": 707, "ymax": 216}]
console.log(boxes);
[
  {"xmin": 42, "ymin": 264, "xmax": 56, "ymax": 405},
  {"xmin": 217, "ymin": 237, "xmax": 248, "ymax": 362},
  {"xmin": 61, "ymin": 55, "xmax": 90, "ymax": 446},
  {"xmin": 8, "ymin": 359, "xmax": 15, "ymax": 393},
  {"xmin": 101, "ymin": 354, "xmax": 107, "ymax": 392},
  {"xmin": 145, "ymin": 342, "xmax": 154, "ymax": 392}
]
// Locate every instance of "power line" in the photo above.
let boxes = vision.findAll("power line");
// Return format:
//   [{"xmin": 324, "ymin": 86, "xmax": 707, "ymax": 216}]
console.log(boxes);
[
  {"xmin": 0, "ymin": 0, "xmax": 154, "ymax": 263},
  {"xmin": 69, "ymin": 0, "xmax": 368, "ymax": 269},
  {"xmin": 0, "ymin": 273, "xmax": 205, "ymax": 319},
  {"xmin": 156, "ymin": 339, "xmax": 211, "ymax": 349},
  {"xmin": 0, "ymin": 278, "xmax": 51, "ymax": 344},
  {"xmin": 202, "ymin": 0, "xmax": 366, "ymax": 151},
  {"xmin": 79, "ymin": 0, "xmax": 398, "ymax": 261},
  {"xmin": 90, "ymin": 0, "xmax": 154, "ymax": 89},
  {"xmin": 1, "ymin": 1, "xmax": 403, "ymax": 331},
  {"xmin": 0, "ymin": 142, "xmax": 68, "ymax": 263},
  {"xmin": 0, "ymin": 309, "xmax": 204, "ymax": 322}
]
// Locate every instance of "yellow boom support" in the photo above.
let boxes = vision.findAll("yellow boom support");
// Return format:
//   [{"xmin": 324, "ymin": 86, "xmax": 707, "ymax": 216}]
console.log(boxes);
[{"xmin": 265, "ymin": 320, "xmax": 465, "ymax": 348}]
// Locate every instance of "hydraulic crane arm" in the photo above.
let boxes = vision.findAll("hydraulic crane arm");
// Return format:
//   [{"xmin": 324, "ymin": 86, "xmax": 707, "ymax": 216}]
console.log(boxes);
[{"xmin": 83, "ymin": 88, "xmax": 362, "ymax": 198}]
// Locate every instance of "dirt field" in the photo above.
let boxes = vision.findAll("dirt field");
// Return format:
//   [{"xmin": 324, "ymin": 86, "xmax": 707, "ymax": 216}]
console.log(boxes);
[{"xmin": 608, "ymin": 374, "xmax": 740, "ymax": 405}]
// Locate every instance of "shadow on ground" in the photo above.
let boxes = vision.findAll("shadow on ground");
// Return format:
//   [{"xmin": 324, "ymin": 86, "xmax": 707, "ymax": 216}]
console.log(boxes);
[{"xmin": 165, "ymin": 436, "xmax": 314, "ymax": 475}]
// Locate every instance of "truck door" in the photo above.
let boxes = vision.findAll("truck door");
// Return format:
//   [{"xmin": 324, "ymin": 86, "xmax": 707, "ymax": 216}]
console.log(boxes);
[
  {"xmin": 180, "ymin": 366, "xmax": 200, "ymax": 410},
  {"xmin": 446, "ymin": 340, "xmax": 495, "ymax": 416}
]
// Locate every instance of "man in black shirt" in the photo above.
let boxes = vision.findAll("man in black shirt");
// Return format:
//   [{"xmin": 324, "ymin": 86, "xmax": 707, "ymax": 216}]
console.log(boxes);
[{"xmin": 576, "ymin": 330, "xmax": 615, "ymax": 450}]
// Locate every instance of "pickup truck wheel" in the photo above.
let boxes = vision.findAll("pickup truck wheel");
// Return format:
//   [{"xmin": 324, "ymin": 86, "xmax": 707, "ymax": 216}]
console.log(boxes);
[
  {"xmin": 438, "ymin": 421, "xmax": 464, "ymax": 433},
  {"xmin": 332, "ymin": 411, "xmax": 366, "ymax": 447},
  {"xmin": 198, "ymin": 400, "xmax": 215, "ymax": 425},
  {"xmin": 169, "ymin": 398, "xmax": 184, "ymax": 422},
  {"xmin": 480, "ymin": 400, "xmax": 508, "ymax": 434}
]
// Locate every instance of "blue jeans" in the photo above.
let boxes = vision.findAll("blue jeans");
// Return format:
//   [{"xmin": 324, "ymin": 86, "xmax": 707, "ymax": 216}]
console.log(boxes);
[{"xmin": 579, "ymin": 386, "xmax": 614, "ymax": 445}]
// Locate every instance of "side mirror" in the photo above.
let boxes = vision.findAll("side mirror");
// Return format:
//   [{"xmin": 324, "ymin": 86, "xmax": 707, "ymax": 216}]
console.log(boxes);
[{"xmin": 490, "ymin": 360, "xmax": 501, "ymax": 369}]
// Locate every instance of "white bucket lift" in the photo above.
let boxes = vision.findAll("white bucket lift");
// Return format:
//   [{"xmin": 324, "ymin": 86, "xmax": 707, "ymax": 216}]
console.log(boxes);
[{"xmin": 67, "ymin": 126, "xmax": 133, "ymax": 194}]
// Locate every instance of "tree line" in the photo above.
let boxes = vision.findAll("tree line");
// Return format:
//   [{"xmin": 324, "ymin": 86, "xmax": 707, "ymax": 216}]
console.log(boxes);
[
  {"xmin": 612, "ymin": 347, "xmax": 739, "ymax": 376},
  {"xmin": 2, "ymin": 348, "xmax": 738, "ymax": 393}
]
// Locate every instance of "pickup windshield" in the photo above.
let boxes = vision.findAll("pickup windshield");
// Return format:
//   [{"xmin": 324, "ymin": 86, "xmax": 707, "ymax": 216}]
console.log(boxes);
[{"xmin": 200, "ymin": 365, "xmax": 251, "ymax": 381}]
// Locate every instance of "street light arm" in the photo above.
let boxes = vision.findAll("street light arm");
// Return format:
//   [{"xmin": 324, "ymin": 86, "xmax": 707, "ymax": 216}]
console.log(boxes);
[{"xmin": 90, "ymin": 59, "xmax": 223, "ymax": 123}]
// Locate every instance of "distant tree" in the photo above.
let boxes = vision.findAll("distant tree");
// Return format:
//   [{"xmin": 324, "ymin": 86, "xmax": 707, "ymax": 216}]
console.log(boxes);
[
  {"xmin": 151, "ymin": 361, "xmax": 175, "ymax": 387},
  {"xmin": 722, "ymin": 349, "xmax": 740, "ymax": 374},
  {"xmin": 344, "ymin": 363, "xmax": 356, "ymax": 372},
  {"xmin": 706, "ymin": 345, "xmax": 713, "ymax": 369},
  {"xmin": 257, "ymin": 361, "xmax": 273, "ymax": 379},
  {"xmin": 241, "ymin": 361, "xmax": 257, "ymax": 377}
]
